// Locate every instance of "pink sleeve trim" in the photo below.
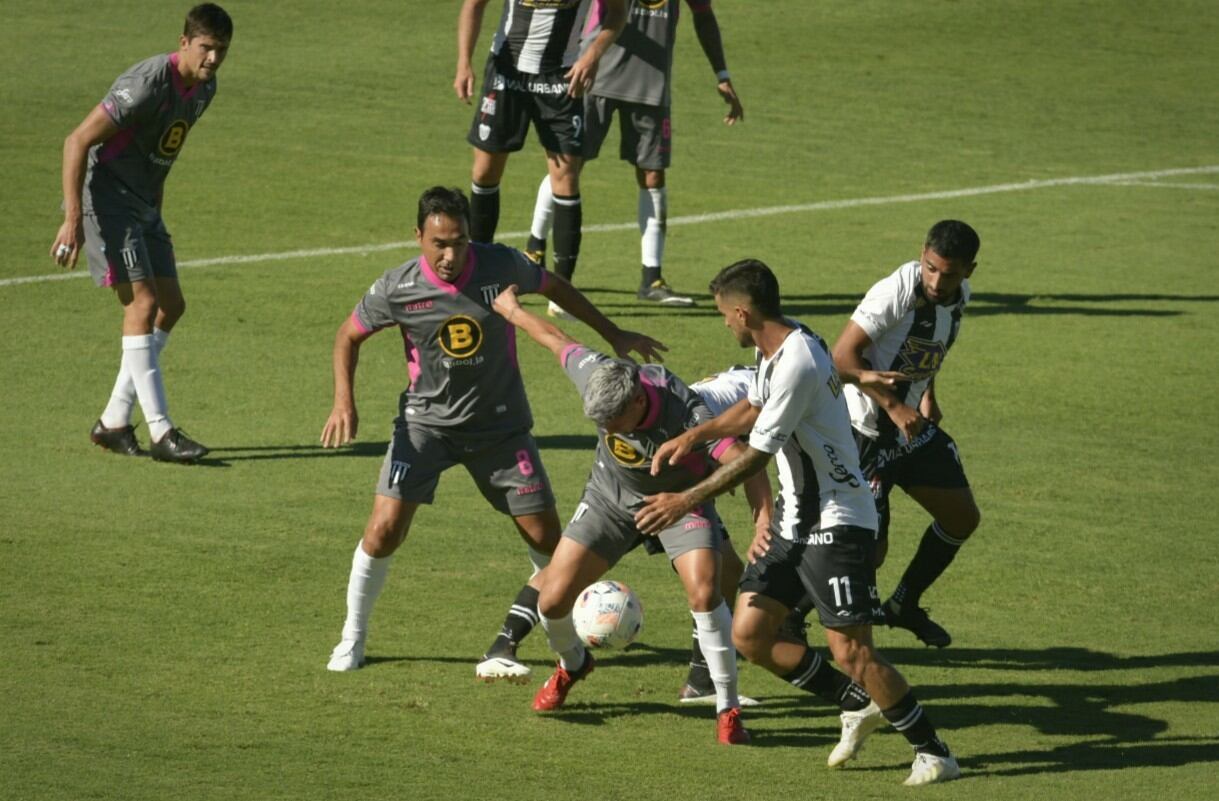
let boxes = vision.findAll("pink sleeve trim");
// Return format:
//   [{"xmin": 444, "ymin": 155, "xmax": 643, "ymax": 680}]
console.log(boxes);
[
  {"xmin": 710, "ymin": 437, "xmax": 737, "ymax": 461},
  {"xmin": 559, "ymin": 343, "xmax": 583, "ymax": 367},
  {"xmin": 349, "ymin": 310, "xmax": 373, "ymax": 335}
]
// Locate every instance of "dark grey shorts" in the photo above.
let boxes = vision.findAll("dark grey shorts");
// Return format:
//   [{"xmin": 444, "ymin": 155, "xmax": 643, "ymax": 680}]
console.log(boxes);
[
  {"xmin": 563, "ymin": 487, "xmax": 722, "ymax": 567},
  {"xmin": 84, "ymin": 213, "xmax": 177, "ymax": 287},
  {"xmin": 583, "ymin": 95, "xmax": 671, "ymax": 169}
]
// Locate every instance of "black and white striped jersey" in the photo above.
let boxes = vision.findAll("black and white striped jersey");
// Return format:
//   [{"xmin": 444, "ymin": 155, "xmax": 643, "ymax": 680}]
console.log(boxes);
[
  {"xmin": 843, "ymin": 260, "xmax": 970, "ymax": 441},
  {"xmin": 748, "ymin": 326, "xmax": 878, "ymax": 540},
  {"xmin": 489, "ymin": 0, "xmax": 596, "ymax": 74}
]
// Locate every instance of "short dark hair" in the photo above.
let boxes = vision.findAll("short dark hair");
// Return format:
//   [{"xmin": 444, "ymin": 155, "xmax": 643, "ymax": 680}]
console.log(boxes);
[
  {"xmin": 417, "ymin": 186, "xmax": 471, "ymax": 230},
  {"xmin": 709, "ymin": 259, "xmax": 783, "ymax": 319},
  {"xmin": 184, "ymin": 4, "xmax": 233, "ymax": 41},
  {"xmin": 925, "ymin": 220, "xmax": 980, "ymax": 263}
]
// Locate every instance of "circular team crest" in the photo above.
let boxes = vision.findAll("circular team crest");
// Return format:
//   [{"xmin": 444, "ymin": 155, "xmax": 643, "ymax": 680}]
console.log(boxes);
[
  {"xmin": 604, "ymin": 434, "xmax": 646, "ymax": 467},
  {"xmin": 438, "ymin": 315, "xmax": 483, "ymax": 358},
  {"xmin": 158, "ymin": 121, "xmax": 190, "ymax": 156}
]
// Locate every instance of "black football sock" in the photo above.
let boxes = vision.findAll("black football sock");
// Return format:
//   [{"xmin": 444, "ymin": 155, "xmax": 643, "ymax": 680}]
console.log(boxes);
[
  {"xmin": 883, "ymin": 691, "xmax": 949, "ymax": 755},
  {"xmin": 890, "ymin": 522, "xmax": 965, "ymax": 612},
  {"xmin": 685, "ymin": 620, "xmax": 712, "ymax": 689},
  {"xmin": 781, "ymin": 648, "xmax": 872, "ymax": 711},
  {"xmin": 552, "ymin": 193, "xmax": 582, "ymax": 281},
  {"xmin": 641, "ymin": 265, "xmax": 661, "ymax": 287},
  {"xmin": 484, "ymin": 584, "xmax": 539, "ymax": 658},
  {"xmin": 470, "ymin": 182, "xmax": 500, "ymax": 244}
]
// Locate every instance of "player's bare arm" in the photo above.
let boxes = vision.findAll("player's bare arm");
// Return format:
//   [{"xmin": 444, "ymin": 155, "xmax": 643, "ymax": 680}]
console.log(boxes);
[
  {"xmin": 454, "ymin": 0, "xmax": 492, "ymax": 102},
  {"xmin": 690, "ymin": 5, "xmax": 743, "ymax": 124},
  {"xmin": 493, "ymin": 284, "xmax": 577, "ymax": 358},
  {"xmin": 321, "ymin": 316, "xmax": 375, "ymax": 448},
  {"xmin": 51, "ymin": 105, "xmax": 119, "ymax": 268},
  {"xmin": 649, "ymin": 397, "xmax": 759, "ymax": 475},
  {"xmin": 833, "ymin": 320, "xmax": 925, "ymax": 440},
  {"xmin": 635, "ymin": 445, "xmax": 770, "ymax": 535},
  {"xmin": 539, "ymin": 271, "xmax": 667, "ymax": 362},
  {"xmin": 741, "ymin": 462, "xmax": 774, "ymax": 562},
  {"xmin": 564, "ymin": 0, "xmax": 626, "ymax": 97}
]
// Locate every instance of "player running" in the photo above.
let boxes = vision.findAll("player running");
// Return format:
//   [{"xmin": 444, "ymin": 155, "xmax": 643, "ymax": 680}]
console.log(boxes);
[
  {"xmin": 321, "ymin": 186, "xmax": 664, "ymax": 681},
  {"xmin": 491, "ymin": 284, "xmax": 770, "ymax": 745}
]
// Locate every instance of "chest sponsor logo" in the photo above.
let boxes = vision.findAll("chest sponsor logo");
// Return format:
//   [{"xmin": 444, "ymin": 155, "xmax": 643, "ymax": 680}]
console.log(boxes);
[
  {"xmin": 897, "ymin": 336, "xmax": 946, "ymax": 380},
  {"xmin": 604, "ymin": 434, "xmax": 647, "ymax": 467},
  {"xmin": 480, "ymin": 284, "xmax": 501, "ymax": 307},
  {"xmin": 405, "ymin": 300, "xmax": 433, "ymax": 312},
  {"xmin": 823, "ymin": 443, "xmax": 861, "ymax": 488},
  {"xmin": 438, "ymin": 314, "xmax": 484, "ymax": 359},
  {"xmin": 158, "ymin": 120, "xmax": 189, "ymax": 157}
]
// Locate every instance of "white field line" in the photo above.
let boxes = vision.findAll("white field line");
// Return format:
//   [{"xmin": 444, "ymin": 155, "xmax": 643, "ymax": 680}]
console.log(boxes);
[
  {"xmin": 5, "ymin": 164, "xmax": 1217, "ymax": 290},
  {"xmin": 1109, "ymin": 180, "xmax": 1219, "ymax": 190}
]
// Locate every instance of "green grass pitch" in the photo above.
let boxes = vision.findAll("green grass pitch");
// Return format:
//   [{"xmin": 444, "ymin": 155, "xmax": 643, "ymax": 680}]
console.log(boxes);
[{"xmin": 2, "ymin": 2, "xmax": 1217, "ymax": 799}]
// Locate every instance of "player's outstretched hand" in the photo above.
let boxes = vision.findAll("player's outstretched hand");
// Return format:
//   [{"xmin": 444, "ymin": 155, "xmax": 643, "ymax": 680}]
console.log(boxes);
[
  {"xmin": 717, "ymin": 79, "xmax": 744, "ymax": 125},
  {"xmin": 609, "ymin": 329, "xmax": 667, "ymax": 364},
  {"xmin": 650, "ymin": 434, "xmax": 693, "ymax": 476},
  {"xmin": 857, "ymin": 369, "xmax": 904, "ymax": 391},
  {"xmin": 746, "ymin": 525, "xmax": 773, "ymax": 564},
  {"xmin": 492, "ymin": 284, "xmax": 523, "ymax": 320},
  {"xmin": 321, "ymin": 405, "xmax": 359, "ymax": 448},
  {"xmin": 635, "ymin": 492, "xmax": 691, "ymax": 535},
  {"xmin": 454, "ymin": 63, "xmax": 476, "ymax": 103},
  {"xmin": 50, "ymin": 219, "xmax": 84, "ymax": 268}
]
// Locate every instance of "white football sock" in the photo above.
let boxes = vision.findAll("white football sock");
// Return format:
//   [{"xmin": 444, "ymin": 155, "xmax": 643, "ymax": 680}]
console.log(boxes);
[
  {"xmin": 340, "ymin": 542, "xmax": 393, "ymax": 642},
  {"xmin": 102, "ymin": 328, "xmax": 170, "ymax": 429},
  {"xmin": 121, "ymin": 334, "xmax": 173, "ymax": 441},
  {"xmin": 638, "ymin": 187, "xmax": 667, "ymax": 269},
  {"xmin": 692, "ymin": 602, "xmax": 739, "ymax": 712},
  {"xmin": 530, "ymin": 175, "xmax": 555, "ymax": 241},
  {"xmin": 540, "ymin": 611, "xmax": 585, "ymax": 670}
]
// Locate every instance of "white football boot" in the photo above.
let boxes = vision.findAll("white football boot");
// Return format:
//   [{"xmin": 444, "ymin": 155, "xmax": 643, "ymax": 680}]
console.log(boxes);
[
  {"xmin": 327, "ymin": 638, "xmax": 366, "ymax": 672},
  {"xmin": 475, "ymin": 654, "xmax": 532, "ymax": 683},
  {"xmin": 903, "ymin": 751, "xmax": 961, "ymax": 786},
  {"xmin": 828, "ymin": 701, "xmax": 887, "ymax": 767}
]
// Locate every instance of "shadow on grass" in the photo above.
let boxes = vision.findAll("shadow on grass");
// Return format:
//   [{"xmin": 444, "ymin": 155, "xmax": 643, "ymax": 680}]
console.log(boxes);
[{"xmin": 202, "ymin": 441, "xmax": 389, "ymax": 462}]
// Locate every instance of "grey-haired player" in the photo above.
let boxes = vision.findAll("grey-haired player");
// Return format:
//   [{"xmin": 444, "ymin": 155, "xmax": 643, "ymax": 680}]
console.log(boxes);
[
  {"xmin": 525, "ymin": 0, "xmax": 744, "ymax": 312},
  {"xmin": 51, "ymin": 4, "xmax": 233, "ymax": 464},
  {"xmin": 491, "ymin": 283, "xmax": 770, "ymax": 745},
  {"xmin": 321, "ymin": 186, "xmax": 664, "ymax": 682}
]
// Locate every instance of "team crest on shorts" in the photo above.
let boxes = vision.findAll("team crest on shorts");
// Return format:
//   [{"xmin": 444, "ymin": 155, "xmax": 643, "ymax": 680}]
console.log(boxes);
[
  {"xmin": 438, "ymin": 315, "xmax": 483, "ymax": 359},
  {"xmin": 604, "ymin": 434, "xmax": 646, "ymax": 467}
]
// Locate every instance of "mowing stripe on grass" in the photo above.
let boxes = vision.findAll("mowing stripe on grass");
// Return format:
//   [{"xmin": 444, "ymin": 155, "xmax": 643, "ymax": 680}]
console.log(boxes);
[{"xmin": 7, "ymin": 164, "xmax": 1217, "ymax": 289}]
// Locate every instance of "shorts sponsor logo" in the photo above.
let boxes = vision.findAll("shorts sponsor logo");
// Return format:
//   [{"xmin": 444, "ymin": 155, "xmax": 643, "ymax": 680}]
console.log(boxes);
[
  {"xmin": 489, "ymin": 71, "xmax": 567, "ymax": 96},
  {"xmin": 604, "ymin": 434, "xmax": 646, "ymax": 467},
  {"xmin": 405, "ymin": 300, "xmax": 433, "ymax": 312},
  {"xmin": 577, "ymin": 353, "xmax": 598, "ymax": 369},
  {"xmin": 516, "ymin": 482, "xmax": 545, "ymax": 496},
  {"xmin": 896, "ymin": 336, "xmax": 946, "ymax": 380},
  {"xmin": 480, "ymin": 95, "xmax": 497, "ymax": 116},
  {"xmin": 438, "ymin": 314, "xmax": 483, "ymax": 359},
  {"xmin": 875, "ymin": 424, "xmax": 937, "ymax": 468},
  {"xmin": 795, "ymin": 531, "xmax": 834, "ymax": 546},
  {"xmin": 158, "ymin": 120, "xmax": 189, "ymax": 157},
  {"xmin": 683, "ymin": 516, "xmax": 710, "ymax": 531}
]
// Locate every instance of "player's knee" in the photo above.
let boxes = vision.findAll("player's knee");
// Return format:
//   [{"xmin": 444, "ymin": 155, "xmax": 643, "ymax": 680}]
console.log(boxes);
[
  {"xmin": 159, "ymin": 295, "xmax": 185, "ymax": 325},
  {"xmin": 685, "ymin": 584, "xmax": 722, "ymax": 613},
  {"xmin": 362, "ymin": 515, "xmax": 407, "ymax": 557},
  {"xmin": 732, "ymin": 619, "xmax": 768, "ymax": 662},
  {"xmin": 941, "ymin": 505, "xmax": 980, "ymax": 539},
  {"xmin": 538, "ymin": 583, "xmax": 577, "ymax": 620}
]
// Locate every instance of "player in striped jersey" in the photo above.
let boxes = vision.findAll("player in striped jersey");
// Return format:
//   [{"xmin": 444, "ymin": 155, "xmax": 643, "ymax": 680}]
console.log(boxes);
[
  {"xmin": 455, "ymin": 0, "xmax": 627, "ymax": 293},
  {"xmin": 638, "ymin": 260, "xmax": 959, "ymax": 785},
  {"xmin": 833, "ymin": 220, "xmax": 981, "ymax": 649}
]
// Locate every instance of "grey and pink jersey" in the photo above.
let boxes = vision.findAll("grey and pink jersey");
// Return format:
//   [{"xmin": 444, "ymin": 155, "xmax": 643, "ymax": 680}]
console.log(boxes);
[
  {"xmin": 351, "ymin": 243, "xmax": 548, "ymax": 434},
  {"xmin": 84, "ymin": 53, "xmax": 218, "ymax": 214},
  {"xmin": 584, "ymin": 0, "xmax": 711, "ymax": 107},
  {"xmin": 560, "ymin": 345, "xmax": 736, "ymax": 502}
]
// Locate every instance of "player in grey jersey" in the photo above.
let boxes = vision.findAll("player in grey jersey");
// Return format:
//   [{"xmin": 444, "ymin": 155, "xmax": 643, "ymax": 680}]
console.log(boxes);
[
  {"xmin": 639, "ymin": 260, "xmax": 960, "ymax": 785},
  {"xmin": 50, "ymin": 4, "xmax": 232, "ymax": 464},
  {"xmin": 490, "ymin": 283, "xmax": 769, "ymax": 745},
  {"xmin": 321, "ymin": 186, "xmax": 664, "ymax": 681},
  {"xmin": 525, "ymin": 0, "xmax": 744, "ymax": 312},
  {"xmin": 832, "ymin": 220, "xmax": 982, "ymax": 648}
]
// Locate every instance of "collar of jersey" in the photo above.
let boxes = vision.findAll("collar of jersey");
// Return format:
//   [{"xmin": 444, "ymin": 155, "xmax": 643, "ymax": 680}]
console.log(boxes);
[
  {"xmin": 638, "ymin": 375, "xmax": 662, "ymax": 430},
  {"xmin": 167, "ymin": 52, "xmax": 204, "ymax": 101},
  {"xmin": 420, "ymin": 248, "xmax": 478, "ymax": 296}
]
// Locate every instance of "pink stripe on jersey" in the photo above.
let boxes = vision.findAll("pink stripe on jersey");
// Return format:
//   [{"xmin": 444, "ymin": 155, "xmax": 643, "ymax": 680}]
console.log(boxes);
[
  {"xmin": 638, "ymin": 376, "xmax": 662, "ymax": 430},
  {"xmin": 102, "ymin": 262, "xmax": 117, "ymax": 287},
  {"xmin": 348, "ymin": 310, "xmax": 373, "ymax": 335},
  {"xmin": 559, "ymin": 343, "xmax": 585, "ymax": 367},
  {"xmin": 709, "ymin": 437, "xmax": 737, "ymax": 462},
  {"xmin": 96, "ymin": 125, "xmax": 137, "ymax": 165},
  {"xmin": 584, "ymin": 0, "xmax": 604, "ymax": 35},
  {"xmin": 420, "ymin": 248, "xmax": 477, "ymax": 296},
  {"xmin": 167, "ymin": 52, "xmax": 201, "ymax": 100},
  {"xmin": 402, "ymin": 329, "xmax": 422, "ymax": 387}
]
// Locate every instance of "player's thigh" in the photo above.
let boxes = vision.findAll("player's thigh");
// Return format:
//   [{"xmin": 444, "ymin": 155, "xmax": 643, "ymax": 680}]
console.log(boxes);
[
  {"xmin": 464, "ymin": 430, "xmax": 556, "ymax": 517},
  {"xmin": 621, "ymin": 103, "xmax": 670, "ymax": 170},
  {"xmin": 560, "ymin": 491, "xmax": 640, "ymax": 569},
  {"xmin": 896, "ymin": 428, "xmax": 978, "ymax": 534},
  {"xmin": 796, "ymin": 525, "xmax": 885, "ymax": 629},
  {"xmin": 538, "ymin": 535, "xmax": 611, "ymax": 617},
  {"xmin": 374, "ymin": 422, "xmax": 454, "ymax": 506},
  {"xmin": 732, "ymin": 590, "xmax": 789, "ymax": 655},
  {"xmin": 468, "ymin": 60, "xmax": 531, "ymax": 155},
  {"xmin": 84, "ymin": 214, "xmax": 155, "ymax": 289},
  {"xmin": 739, "ymin": 533, "xmax": 809, "ymax": 611}
]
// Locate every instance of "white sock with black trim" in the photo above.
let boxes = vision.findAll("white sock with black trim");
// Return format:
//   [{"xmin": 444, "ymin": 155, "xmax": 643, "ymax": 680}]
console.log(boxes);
[{"xmin": 692, "ymin": 601, "xmax": 739, "ymax": 712}]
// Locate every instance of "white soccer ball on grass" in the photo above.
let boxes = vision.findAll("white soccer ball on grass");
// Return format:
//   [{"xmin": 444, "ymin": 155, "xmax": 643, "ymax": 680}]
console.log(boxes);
[{"xmin": 572, "ymin": 579, "xmax": 644, "ymax": 649}]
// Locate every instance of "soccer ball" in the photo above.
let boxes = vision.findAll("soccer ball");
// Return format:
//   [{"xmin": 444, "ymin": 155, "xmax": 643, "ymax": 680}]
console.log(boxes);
[{"xmin": 572, "ymin": 580, "xmax": 644, "ymax": 649}]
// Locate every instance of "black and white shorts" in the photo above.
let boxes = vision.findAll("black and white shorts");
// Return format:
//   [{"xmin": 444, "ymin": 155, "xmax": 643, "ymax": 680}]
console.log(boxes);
[
  {"xmin": 855, "ymin": 423, "xmax": 970, "ymax": 541},
  {"xmin": 740, "ymin": 525, "xmax": 884, "ymax": 628},
  {"xmin": 467, "ymin": 57, "xmax": 584, "ymax": 155},
  {"xmin": 376, "ymin": 421, "xmax": 555, "ymax": 516}
]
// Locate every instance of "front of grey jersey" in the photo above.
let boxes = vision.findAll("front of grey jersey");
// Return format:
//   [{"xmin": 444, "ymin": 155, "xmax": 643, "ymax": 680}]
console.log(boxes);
[
  {"xmin": 586, "ymin": 0, "xmax": 710, "ymax": 107},
  {"xmin": 560, "ymin": 344, "xmax": 737, "ymax": 506},
  {"xmin": 351, "ymin": 243, "xmax": 548, "ymax": 435},
  {"xmin": 85, "ymin": 53, "xmax": 218, "ymax": 216}
]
